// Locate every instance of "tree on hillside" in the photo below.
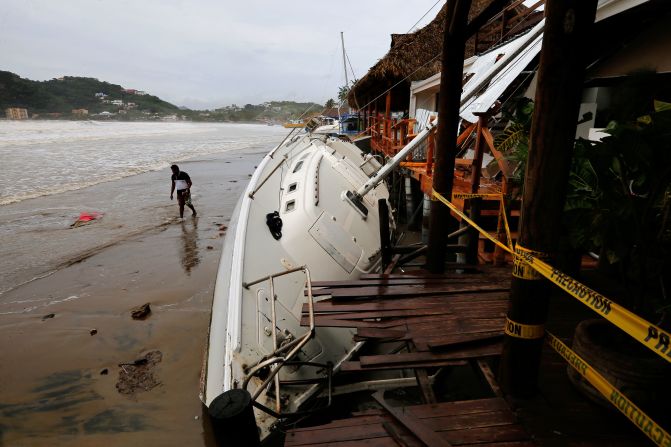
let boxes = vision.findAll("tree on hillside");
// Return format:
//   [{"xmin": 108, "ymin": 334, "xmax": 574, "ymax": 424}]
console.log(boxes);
[{"xmin": 325, "ymin": 98, "xmax": 335, "ymax": 109}]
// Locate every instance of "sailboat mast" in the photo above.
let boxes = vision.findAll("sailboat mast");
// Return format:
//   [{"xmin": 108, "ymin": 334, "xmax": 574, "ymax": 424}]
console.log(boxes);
[{"xmin": 340, "ymin": 32, "xmax": 348, "ymax": 87}]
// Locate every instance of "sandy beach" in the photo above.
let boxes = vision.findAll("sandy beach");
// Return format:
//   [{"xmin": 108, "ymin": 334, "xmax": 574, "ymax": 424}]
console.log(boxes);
[{"xmin": 0, "ymin": 143, "xmax": 271, "ymax": 445}]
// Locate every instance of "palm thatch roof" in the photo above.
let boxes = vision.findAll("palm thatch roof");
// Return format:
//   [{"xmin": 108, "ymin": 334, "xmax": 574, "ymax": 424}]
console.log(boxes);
[{"xmin": 348, "ymin": 0, "xmax": 521, "ymax": 109}]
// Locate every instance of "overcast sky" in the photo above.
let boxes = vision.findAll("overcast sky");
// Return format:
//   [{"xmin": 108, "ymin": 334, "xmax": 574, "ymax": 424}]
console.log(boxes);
[{"xmin": 1, "ymin": 0, "xmax": 444, "ymax": 109}]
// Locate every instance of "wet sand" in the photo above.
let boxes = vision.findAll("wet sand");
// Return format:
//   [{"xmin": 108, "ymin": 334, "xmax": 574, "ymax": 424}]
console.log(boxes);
[{"xmin": 0, "ymin": 152, "xmax": 265, "ymax": 445}]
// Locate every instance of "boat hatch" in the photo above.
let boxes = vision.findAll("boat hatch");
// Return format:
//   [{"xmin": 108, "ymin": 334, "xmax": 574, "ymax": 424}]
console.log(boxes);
[
  {"xmin": 308, "ymin": 212, "xmax": 363, "ymax": 273},
  {"xmin": 285, "ymin": 200, "xmax": 296, "ymax": 212}
]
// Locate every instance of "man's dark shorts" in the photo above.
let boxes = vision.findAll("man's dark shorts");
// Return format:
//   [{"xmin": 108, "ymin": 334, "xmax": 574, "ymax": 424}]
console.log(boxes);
[{"xmin": 176, "ymin": 189, "xmax": 190, "ymax": 206}]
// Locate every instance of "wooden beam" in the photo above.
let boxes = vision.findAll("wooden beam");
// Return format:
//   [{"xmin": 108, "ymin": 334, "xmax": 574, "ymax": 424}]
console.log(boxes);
[
  {"xmin": 464, "ymin": 0, "xmax": 512, "ymax": 38},
  {"xmin": 499, "ymin": 0, "xmax": 599, "ymax": 397},
  {"xmin": 427, "ymin": 0, "xmax": 473, "ymax": 273}
]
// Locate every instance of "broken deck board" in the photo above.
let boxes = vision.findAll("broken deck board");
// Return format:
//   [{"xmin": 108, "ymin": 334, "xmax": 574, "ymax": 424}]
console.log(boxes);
[{"xmin": 284, "ymin": 397, "xmax": 535, "ymax": 446}]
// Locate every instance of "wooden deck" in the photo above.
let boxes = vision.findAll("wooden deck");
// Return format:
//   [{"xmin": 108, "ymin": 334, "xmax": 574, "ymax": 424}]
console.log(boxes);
[
  {"xmin": 283, "ymin": 267, "xmax": 655, "ymax": 446},
  {"xmin": 285, "ymin": 397, "xmax": 535, "ymax": 447}
]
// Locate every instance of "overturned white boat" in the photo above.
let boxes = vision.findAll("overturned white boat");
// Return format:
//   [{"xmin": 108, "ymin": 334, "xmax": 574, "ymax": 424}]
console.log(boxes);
[{"xmin": 200, "ymin": 120, "xmax": 435, "ymax": 440}]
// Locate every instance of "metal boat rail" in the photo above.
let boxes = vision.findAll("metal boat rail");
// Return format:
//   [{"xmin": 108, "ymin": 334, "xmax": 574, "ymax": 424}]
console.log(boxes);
[{"xmin": 241, "ymin": 266, "xmax": 332, "ymax": 418}]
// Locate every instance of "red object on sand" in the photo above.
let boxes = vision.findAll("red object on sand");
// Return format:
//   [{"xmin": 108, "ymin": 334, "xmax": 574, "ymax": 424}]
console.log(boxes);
[
  {"xmin": 71, "ymin": 211, "xmax": 104, "ymax": 227},
  {"xmin": 78, "ymin": 212, "xmax": 102, "ymax": 222}
]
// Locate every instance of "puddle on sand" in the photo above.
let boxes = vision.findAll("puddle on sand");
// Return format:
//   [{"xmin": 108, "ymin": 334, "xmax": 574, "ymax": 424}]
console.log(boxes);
[{"xmin": 0, "ymin": 369, "xmax": 153, "ymax": 441}]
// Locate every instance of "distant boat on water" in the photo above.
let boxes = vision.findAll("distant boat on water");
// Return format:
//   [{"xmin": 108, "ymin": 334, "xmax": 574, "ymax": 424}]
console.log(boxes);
[{"xmin": 282, "ymin": 119, "xmax": 306, "ymax": 128}]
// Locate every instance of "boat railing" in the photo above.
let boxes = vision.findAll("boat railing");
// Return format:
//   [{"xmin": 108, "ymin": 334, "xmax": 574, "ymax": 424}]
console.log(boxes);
[{"xmin": 241, "ymin": 266, "xmax": 333, "ymax": 418}]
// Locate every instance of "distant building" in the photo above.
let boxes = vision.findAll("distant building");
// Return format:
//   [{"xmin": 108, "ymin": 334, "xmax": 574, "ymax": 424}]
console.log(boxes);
[
  {"xmin": 95, "ymin": 92, "xmax": 108, "ymax": 98},
  {"xmin": 122, "ymin": 88, "xmax": 137, "ymax": 94},
  {"xmin": 111, "ymin": 100, "xmax": 123, "ymax": 106},
  {"xmin": 72, "ymin": 109, "xmax": 89, "ymax": 117},
  {"xmin": 5, "ymin": 108, "xmax": 29, "ymax": 120},
  {"xmin": 135, "ymin": 91, "xmax": 148, "ymax": 96},
  {"xmin": 93, "ymin": 111, "xmax": 115, "ymax": 119},
  {"xmin": 126, "ymin": 102, "xmax": 137, "ymax": 109}
]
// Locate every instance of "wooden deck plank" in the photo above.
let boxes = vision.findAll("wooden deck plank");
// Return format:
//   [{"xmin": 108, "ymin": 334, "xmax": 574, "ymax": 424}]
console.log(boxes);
[
  {"xmin": 305, "ymin": 292, "xmax": 509, "ymax": 312},
  {"xmin": 372, "ymin": 391, "xmax": 454, "ymax": 447},
  {"xmin": 286, "ymin": 415, "xmax": 388, "ymax": 433},
  {"xmin": 439, "ymin": 425, "xmax": 530, "ymax": 445},
  {"xmin": 418, "ymin": 411, "xmax": 516, "ymax": 431},
  {"xmin": 284, "ymin": 423, "xmax": 390, "ymax": 445},
  {"xmin": 311, "ymin": 277, "xmax": 489, "ymax": 287},
  {"xmin": 406, "ymin": 398, "xmax": 509, "ymax": 418},
  {"xmin": 341, "ymin": 359, "xmax": 469, "ymax": 372},
  {"xmin": 285, "ymin": 397, "xmax": 535, "ymax": 446},
  {"xmin": 322, "ymin": 284, "xmax": 509, "ymax": 299},
  {"xmin": 358, "ymin": 342, "xmax": 502, "ymax": 367}
]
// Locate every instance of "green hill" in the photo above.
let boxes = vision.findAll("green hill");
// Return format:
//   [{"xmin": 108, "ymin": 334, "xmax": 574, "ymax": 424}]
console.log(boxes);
[
  {"xmin": 0, "ymin": 70, "xmax": 324, "ymax": 122},
  {"xmin": 0, "ymin": 71, "xmax": 179, "ymax": 117},
  {"xmin": 189, "ymin": 101, "xmax": 322, "ymax": 123}
]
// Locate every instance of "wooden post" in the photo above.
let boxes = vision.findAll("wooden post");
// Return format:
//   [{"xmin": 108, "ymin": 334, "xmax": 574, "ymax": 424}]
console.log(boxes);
[
  {"xmin": 385, "ymin": 91, "xmax": 392, "ymax": 150},
  {"xmin": 499, "ymin": 0, "xmax": 598, "ymax": 396},
  {"xmin": 426, "ymin": 0, "xmax": 473, "ymax": 273},
  {"xmin": 379, "ymin": 199, "xmax": 392, "ymax": 269}
]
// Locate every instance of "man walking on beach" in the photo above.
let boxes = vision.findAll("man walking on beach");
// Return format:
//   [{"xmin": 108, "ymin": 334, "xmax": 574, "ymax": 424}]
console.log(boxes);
[{"xmin": 170, "ymin": 164, "xmax": 197, "ymax": 218}]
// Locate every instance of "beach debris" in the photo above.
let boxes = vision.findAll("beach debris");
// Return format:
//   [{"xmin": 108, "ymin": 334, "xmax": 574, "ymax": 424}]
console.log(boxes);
[
  {"xmin": 130, "ymin": 303, "xmax": 151, "ymax": 320},
  {"xmin": 90, "ymin": 329, "xmax": 98, "ymax": 336},
  {"xmin": 116, "ymin": 350, "xmax": 162, "ymax": 396},
  {"xmin": 100, "ymin": 368, "xmax": 109, "ymax": 375},
  {"xmin": 229, "ymin": 180, "xmax": 238, "ymax": 183},
  {"xmin": 71, "ymin": 211, "xmax": 103, "ymax": 228},
  {"xmin": 42, "ymin": 313, "xmax": 55, "ymax": 321},
  {"xmin": 207, "ymin": 246, "xmax": 214, "ymax": 250},
  {"xmin": 219, "ymin": 224, "xmax": 228, "ymax": 231}
]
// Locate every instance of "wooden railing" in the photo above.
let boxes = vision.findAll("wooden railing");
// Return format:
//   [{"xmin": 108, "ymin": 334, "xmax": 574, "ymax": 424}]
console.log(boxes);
[{"xmin": 368, "ymin": 110, "xmax": 520, "ymax": 265}]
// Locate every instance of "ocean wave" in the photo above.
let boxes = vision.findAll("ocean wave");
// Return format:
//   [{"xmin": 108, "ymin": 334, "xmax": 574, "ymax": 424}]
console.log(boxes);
[{"xmin": 1, "ymin": 122, "xmax": 284, "ymax": 206}]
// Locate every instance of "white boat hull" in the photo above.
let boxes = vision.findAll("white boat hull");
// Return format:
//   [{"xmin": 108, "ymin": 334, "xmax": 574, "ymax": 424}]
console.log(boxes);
[{"xmin": 201, "ymin": 133, "xmax": 389, "ymax": 438}]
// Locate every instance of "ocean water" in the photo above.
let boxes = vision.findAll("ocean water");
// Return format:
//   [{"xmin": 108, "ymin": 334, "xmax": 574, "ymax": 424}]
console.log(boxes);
[
  {"xmin": 0, "ymin": 120, "xmax": 286, "ymax": 298},
  {"xmin": 0, "ymin": 120, "xmax": 283, "ymax": 205}
]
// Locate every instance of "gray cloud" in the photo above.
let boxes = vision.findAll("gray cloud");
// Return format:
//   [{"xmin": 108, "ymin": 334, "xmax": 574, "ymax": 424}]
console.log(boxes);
[{"xmin": 1, "ymin": 0, "xmax": 443, "ymax": 109}]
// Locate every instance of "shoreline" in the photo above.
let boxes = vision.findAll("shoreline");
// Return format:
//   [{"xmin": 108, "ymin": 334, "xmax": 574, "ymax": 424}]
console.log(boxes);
[{"xmin": 0, "ymin": 150, "xmax": 264, "ymax": 445}]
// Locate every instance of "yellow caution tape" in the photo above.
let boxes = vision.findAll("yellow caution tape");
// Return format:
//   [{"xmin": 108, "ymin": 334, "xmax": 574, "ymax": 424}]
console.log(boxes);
[
  {"xmin": 499, "ymin": 196, "xmax": 514, "ymax": 250},
  {"xmin": 432, "ymin": 188, "xmax": 671, "ymax": 364},
  {"xmin": 512, "ymin": 244, "xmax": 549, "ymax": 280},
  {"xmin": 547, "ymin": 333, "xmax": 671, "ymax": 447},
  {"xmin": 504, "ymin": 317, "xmax": 544, "ymax": 339},
  {"xmin": 452, "ymin": 192, "xmax": 503, "ymax": 200}
]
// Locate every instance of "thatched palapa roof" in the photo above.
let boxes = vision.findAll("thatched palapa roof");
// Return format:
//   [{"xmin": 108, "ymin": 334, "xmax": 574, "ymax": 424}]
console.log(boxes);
[{"xmin": 348, "ymin": 0, "xmax": 523, "ymax": 109}]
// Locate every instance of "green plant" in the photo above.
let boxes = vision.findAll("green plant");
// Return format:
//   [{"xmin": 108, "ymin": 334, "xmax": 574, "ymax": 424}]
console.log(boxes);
[
  {"xmin": 495, "ymin": 95, "xmax": 671, "ymax": 319},
  {"xmin": 495, "ymin": 98, "xmax": 534, "ymax": 185},
  {"xmin": 565, "ymin": 103, "xmax": 671, "ymax": 317}
]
